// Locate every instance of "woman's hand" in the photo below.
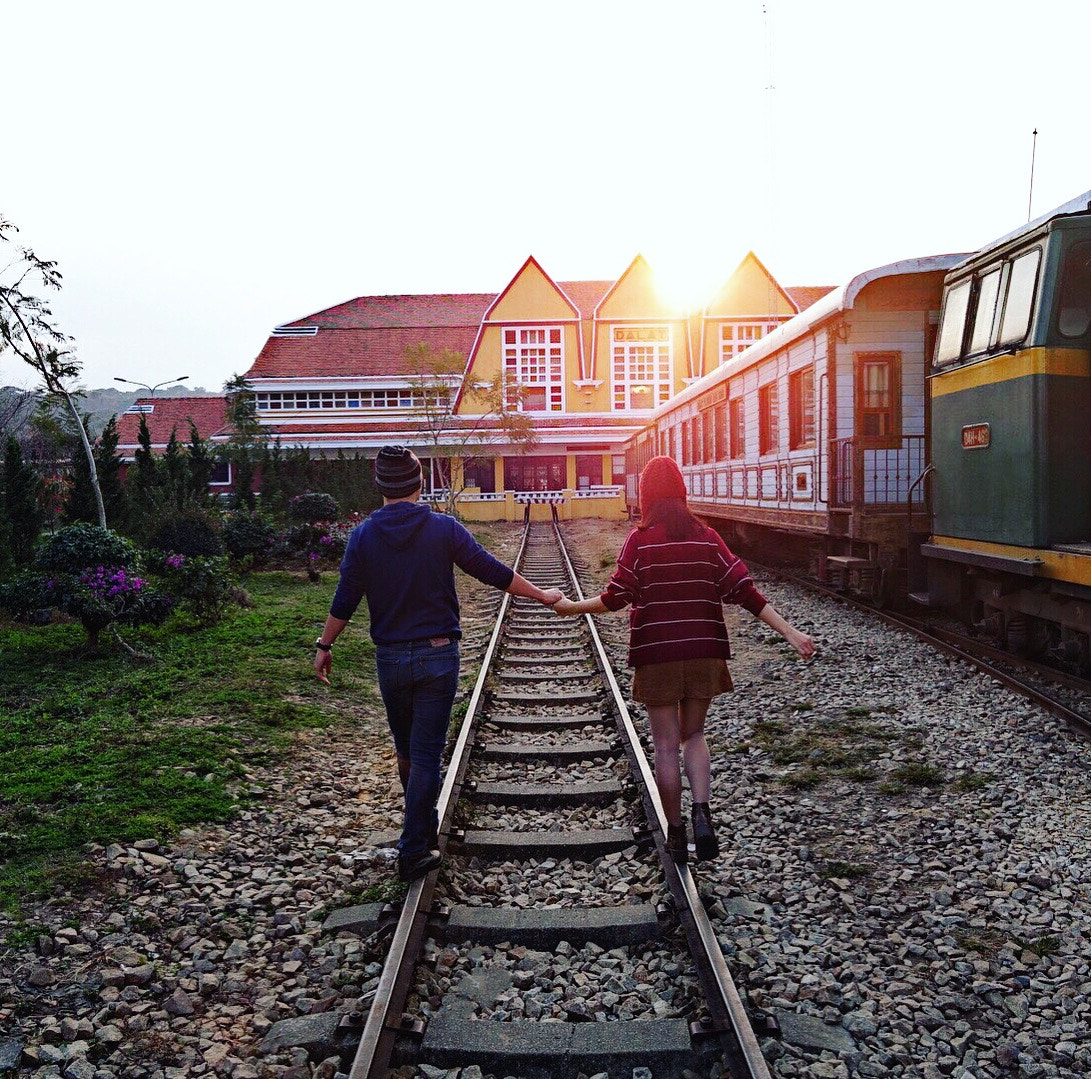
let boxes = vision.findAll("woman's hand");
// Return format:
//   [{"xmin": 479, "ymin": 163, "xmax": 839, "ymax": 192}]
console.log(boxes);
[
  {"xmin": 552, "ymin": 597, "xmax": 579, "ymax": 616},
  {"xmin": 786, "ymin": 627, "xmax": 816, "ymax": 660}
]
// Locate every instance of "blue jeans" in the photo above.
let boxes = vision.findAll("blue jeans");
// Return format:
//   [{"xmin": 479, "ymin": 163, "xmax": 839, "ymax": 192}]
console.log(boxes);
[{"xmin": 375, "ymin": 640, "xmax": 460, "ymax": 858}]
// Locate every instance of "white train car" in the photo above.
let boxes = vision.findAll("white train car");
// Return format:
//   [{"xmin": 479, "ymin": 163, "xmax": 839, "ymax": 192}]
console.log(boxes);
[{"xmin": 630, "ymin": 255, "xmax": 964, "ymax": 595}]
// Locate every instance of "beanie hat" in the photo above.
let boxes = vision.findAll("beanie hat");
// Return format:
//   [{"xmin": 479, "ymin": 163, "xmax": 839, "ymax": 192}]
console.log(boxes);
[
  {"xmin": 374, "ymin": 445, "xmax": 422, "ymax": 498},
  {"xmin": 639, "ymin": 455, "xmax": 687, "ymax": 509}
]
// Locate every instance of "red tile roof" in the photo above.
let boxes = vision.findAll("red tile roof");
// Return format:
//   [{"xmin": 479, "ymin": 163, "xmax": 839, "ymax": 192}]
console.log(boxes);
[
  {"xmin": 245, "ymin": 277, "xmax": 832, "ymax": 383},
  {"xmin": 115, "ymin": 396, "xmax": 230, "ymax": 452},
  {"xmin": 786, "ymin": 285, "xmax": 837, "ymax": 311}
]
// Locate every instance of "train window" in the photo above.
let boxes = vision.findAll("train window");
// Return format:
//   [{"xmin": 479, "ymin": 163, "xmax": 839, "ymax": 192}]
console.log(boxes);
[
  {"xmin": 997, "ymin": 248, "xmax": 1041, "ymax": 347},
  {"xmin": 759, "ymin": 383, "xmax": 779, "ymax": 455},
  {"xmin": 702, "ymin": 409, "xmax": 714, "ymax": 462},
  {"xmin": 935, "ymin": 280, "xmax": 971, "ymax": 365},
  {"xmin": 729, "ymin": 398, "xmax": 745, "ymax": 458},
  {"xmin": 968, "ymin": 268, "xmax": 1003, "ymax": 354},
  {"xmin": 855, "ymin": 353, "xmax": 901, "ymax": 446},
  {"xmin": 789, "ymin": 367, "xmax": 816, "ymax": 450},
  {"xmin": 1058, "ymin": 240, "xmax": 1091, "ymax": 338},
  {"xmin": 714, "ymin": 405, "xmax": 728, "ymax": 459}
]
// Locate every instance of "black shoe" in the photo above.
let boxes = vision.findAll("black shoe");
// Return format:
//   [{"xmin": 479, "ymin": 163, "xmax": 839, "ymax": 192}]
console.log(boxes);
[
  {"xmin": 666, "ymin": 823, "xmax": 689, "ymax": 865},
  {"xmin": 691, "ymin": 802, "xmax": 719, "ymax": 861},
  {"xmin": 397, "ymin": 850, "xmax": 442, "ymax": 883}
]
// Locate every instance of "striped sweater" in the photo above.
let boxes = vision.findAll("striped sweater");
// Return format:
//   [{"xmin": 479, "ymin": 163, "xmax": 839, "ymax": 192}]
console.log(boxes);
[{"xmin": 599, "ymin": 523, "xmax": 768, "ymax": 667}]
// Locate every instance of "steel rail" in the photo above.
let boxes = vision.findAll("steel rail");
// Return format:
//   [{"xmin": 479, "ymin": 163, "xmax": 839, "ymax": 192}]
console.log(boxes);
[
  {"xmin": 347, "ymin": 524, "xmax": 530, "ymax": 1078},
  {"xmin": 552, "ymin": 520, "xmax": 773, "ymax": 1079},
  {"xmin": 753, "ymin": 562, "xmax": 1091, "ymax": 741}
]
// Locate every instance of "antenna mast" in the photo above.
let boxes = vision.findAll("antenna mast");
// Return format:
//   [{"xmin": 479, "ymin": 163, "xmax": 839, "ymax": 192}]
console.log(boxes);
[{"xmin": 1027, "ymin": 128, "xmax": 1038, "ymax": 222}]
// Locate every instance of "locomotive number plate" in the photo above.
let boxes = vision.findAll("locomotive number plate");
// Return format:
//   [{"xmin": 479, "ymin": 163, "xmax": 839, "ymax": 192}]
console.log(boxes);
[{"xmin": 961, "ymin": 423, "xmax": 990, "ymax": 449}]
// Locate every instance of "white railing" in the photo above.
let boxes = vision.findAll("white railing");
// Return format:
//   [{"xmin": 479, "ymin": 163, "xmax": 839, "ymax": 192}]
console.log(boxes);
[{"xmin": 571, "ymin": 485, "xmax": 624, "ymax": 499}]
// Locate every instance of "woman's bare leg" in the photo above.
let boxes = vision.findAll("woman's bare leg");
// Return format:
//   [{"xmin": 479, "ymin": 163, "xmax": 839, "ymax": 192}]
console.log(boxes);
[
  {"xmin": 679, "ymin": 697, "xmax": 713, "ymax": 803},
  {"xmin": 647, "ymin": 703, "xmax": 683, "ymax": 824}
]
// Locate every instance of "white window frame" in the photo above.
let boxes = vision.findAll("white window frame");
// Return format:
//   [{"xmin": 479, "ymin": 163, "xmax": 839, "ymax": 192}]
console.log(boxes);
[
  {"xmin": 503, "ymin": 325, "xmax": 565, "ymax": 412},
  {"xmin": 719, "ymin": 319, "xmax": 782, "ymax": 364},
  {"xmin": 254, "ymin": 388, "xmax": 448, "ymax": 411},
  {"xmin": 611, "ymin": 325, "xmax": 672, "ymax": 411}
]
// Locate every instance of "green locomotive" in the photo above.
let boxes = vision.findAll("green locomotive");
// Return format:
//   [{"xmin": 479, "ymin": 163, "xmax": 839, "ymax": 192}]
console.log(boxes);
[{"xmin": 923, "ymin": 191, "xmax": 1091, "ymax": 665}]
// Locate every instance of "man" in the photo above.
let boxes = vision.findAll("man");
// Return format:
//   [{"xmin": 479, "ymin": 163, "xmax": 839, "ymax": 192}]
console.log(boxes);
[{"xmin": 314, "ymin": 446, "xmax": 561, "ymax": 882}]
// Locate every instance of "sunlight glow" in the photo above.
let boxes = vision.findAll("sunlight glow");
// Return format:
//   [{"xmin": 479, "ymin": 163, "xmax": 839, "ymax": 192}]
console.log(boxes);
[{"xmin": 648, "ymin": 243, "xmax": 738, "ymax": 313}]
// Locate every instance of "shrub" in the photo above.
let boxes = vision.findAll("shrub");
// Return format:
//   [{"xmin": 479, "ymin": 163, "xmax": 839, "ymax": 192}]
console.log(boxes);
[
  {"xmin": 156, "ymin": 552, "xmax": 246, "ymax": 625},
  {"xmin": 37, "ymin": 522, "xmax": 138, "ymax": 576},
  {"xmin": 147, "ymin": 513, "xmax": 224, "ymax": 558},
  {"xmin": 222, "ymin": 512, "xmax": 277, "ymax": 566},
  {"xmin": 0, "ymin": 524, "xmax": 173, "ymax": 650},
  {"xmin": 288, "ymin": 492, "xmax": 339, "ymax": 523}
]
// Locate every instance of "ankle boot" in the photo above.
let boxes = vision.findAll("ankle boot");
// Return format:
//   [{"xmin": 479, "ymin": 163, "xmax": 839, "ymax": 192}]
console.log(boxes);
[
  {"xmin": 691, "ymin": 802, "xmax": 719, "ymax": 861},
  {"xmin": 666, "ymin": 822, "xmax": 689, "ymax": 865}
]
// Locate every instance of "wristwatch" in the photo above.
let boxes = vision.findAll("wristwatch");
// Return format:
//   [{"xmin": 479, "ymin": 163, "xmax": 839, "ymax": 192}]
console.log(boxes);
[{"xmin": 315, "ymin": 638, "xmax": 333, "ymax": 652}]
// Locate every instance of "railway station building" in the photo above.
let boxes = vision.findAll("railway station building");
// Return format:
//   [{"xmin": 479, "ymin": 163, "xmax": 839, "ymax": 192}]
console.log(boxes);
[{"xmin": 118, "ymin": 253, "xmax": 831, "ymax": 521}]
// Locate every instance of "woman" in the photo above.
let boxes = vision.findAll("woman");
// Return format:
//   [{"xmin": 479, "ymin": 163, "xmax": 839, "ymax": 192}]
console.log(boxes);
[{"xmin": 553, "ymin": 456, "xmax": 815, "ymax": 864}]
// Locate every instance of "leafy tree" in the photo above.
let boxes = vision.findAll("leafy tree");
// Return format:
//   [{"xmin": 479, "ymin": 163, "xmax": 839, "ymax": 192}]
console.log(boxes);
[
  {"xmin": 0, "ymin": 216, "xmax": 105, "ymax": 526},
  {"xmin": 186, "ymin": 420, "xmax": 216, "ymax": 503},
  {"xmin": 2, "ymin": 435, "xmax": 44, "ymax": 566},
  {"xmin": 65, "ymin": 415, "xmax": 127, "ymax": 526},
  {"xmin": 404, "ymin": 343, "xmax": 536, "ymax": 515},
  {"xmin": 221, "ymin": 374, "xmax": 262, "ymax": 511}
]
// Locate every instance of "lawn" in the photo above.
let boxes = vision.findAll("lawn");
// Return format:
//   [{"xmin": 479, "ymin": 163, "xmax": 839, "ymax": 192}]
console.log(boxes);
[{"xmin": 0, "ymin": 570, "xmax": 374, "ymax": 909}]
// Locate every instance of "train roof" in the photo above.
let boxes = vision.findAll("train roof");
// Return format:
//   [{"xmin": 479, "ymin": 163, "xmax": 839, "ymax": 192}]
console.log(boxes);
[
  {"xmin": 955, "ymin": 190, "xmax": 1091, "ymax": 270},
  {"xmin": 658, "ymin": 254, "xmax": 967, "ymax": 415}
]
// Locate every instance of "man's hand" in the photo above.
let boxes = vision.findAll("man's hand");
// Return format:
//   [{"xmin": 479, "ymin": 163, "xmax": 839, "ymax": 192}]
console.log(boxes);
[
  {"xmin": 314, "ymin": 649, "xmax": 332, "ymax": 684},
  {"xmin": 539, "ymin": 588, "xmax": 563, "ymax": 607},
  {"xmin": 552, "ymin": 597, "xmax": 579, "ymax": 616}
]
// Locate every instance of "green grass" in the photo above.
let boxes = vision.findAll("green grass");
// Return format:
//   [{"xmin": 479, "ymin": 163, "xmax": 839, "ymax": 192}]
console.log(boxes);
[{"xmin": 0, "ymin": 571, "xmax": 377, "ymax": 911}]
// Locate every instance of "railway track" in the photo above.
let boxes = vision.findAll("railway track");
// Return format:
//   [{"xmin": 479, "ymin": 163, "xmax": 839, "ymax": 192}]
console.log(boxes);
[
  {"xmin": 751, "ymin": 562, "xmax": 1091, "ymax": 741},
  {"xmin": 341, "ymin": 520, "xmax": 773, "ymax": 1079}
]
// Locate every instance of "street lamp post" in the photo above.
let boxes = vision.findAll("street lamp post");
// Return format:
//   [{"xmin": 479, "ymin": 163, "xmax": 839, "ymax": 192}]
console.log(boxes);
[{"xmin": 113, "ymin": 375, "xmax": 189, "ymax": 395}]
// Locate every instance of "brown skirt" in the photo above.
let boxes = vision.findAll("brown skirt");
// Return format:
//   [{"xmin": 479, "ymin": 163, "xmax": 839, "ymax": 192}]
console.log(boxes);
[{"xmin": 631, "ymin": 657, "xmax": 733, "ymax": 706}]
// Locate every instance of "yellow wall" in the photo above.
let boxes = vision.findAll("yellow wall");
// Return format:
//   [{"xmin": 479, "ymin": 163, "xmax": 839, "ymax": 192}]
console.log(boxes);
[
  {"xmin": 706, "ymin": 253, "xmax": 797, "ymax": 316},
  {"xmin": 487, "ymin": 258, "xmax": 578, "ymax": 322}
]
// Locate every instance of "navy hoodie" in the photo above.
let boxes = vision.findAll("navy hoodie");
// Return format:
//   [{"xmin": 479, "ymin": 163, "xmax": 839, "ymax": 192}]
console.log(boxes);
[{"xmin": 329, "ymin": 501, "xmax": 515, "ymax": 645}]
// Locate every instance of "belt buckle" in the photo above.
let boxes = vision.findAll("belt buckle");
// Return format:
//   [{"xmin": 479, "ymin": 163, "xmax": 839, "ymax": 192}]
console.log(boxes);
[{"xmin": 429, "ymin": 637, "xmax": 451, "ymax": 647}]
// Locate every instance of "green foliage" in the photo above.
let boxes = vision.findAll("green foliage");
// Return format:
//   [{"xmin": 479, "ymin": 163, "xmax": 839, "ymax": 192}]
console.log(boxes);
[
  {"xmin": 0, "ymin": 523, "xmax": 172, "ymax": 649},
  {"xmin": 221, "ymin": 511, "xmax": 277, "ymax": 566},
  {"xmin": 3, "ymin": 436, "xmax": 44, "ymax": 567},
  {"xmin": 0, "ymin": 571, "xmax": 357, "ymax": 909},
  {"xmin": 289, "ymin": 491, "xmax": 339, "ymax": 522},
  {"xmin": 155, "ymin": 552, "xmax": 244, "ymax": 625},
  {"xmin": 148, "ymin": 512, "xmax": 224, "ymax": 558},
  {"xmin": 37, "ymin": 522, "xmax": 137, "ymax": 574},
  {"xmin": 64, "ymin": 415, "xmax": 128, "ymax": 527}
]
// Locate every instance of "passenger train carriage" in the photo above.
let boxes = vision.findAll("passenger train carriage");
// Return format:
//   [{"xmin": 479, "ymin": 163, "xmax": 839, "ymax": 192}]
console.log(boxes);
[
  {"xmin": 626, "ymin": 255, "xmax": 964, "ymax": 597},
  {"xmin": 921, "ymin": 191, "xmax": 1091, "ymax": 667}
]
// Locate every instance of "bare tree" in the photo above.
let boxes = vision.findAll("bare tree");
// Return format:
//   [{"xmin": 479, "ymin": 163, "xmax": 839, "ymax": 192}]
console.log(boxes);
[
  {"xmin": 0, "ymin": 215, "xmax": 105, "ymax": 526},
  {"xmin": 404, "ymin": 344, "xmax": 536, "ymax": 515}
]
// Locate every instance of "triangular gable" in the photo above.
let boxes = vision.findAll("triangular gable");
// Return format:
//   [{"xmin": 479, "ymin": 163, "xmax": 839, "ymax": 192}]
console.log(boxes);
[
  {"xmin": 484, "ymin": 256, "xmax": 580, "ymax": 322},
  {"xmin": 595, "ymin": 255, "xmax": 682, "ymax": 320},
  {"xmin": 705, "ymin": 252, "xmax": 798, "ymax": 317}
]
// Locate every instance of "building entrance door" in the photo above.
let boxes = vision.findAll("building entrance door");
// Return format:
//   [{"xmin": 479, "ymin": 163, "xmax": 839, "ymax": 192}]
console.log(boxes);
[{"xmin": 504, "ymin": 455, "xmax": 565, "ymax": 491}]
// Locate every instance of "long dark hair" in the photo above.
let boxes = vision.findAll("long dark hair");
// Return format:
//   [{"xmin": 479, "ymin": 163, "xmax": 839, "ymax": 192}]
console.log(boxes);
[{"xmin": 638, "ymin": 496, "xmax": 707, "ymax": 541}]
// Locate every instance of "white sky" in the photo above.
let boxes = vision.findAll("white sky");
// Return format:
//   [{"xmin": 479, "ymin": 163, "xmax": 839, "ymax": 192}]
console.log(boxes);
[{"xmin": 3, "ymin": 0, "xmax": 1090, "ymax": 393}]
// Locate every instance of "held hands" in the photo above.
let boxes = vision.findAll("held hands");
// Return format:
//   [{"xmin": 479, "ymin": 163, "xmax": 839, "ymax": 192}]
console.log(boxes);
[
  {"xmin": 552, "ymin": 596, "xmax": 580, "ymax": 616},
  {"xmin": 539, "ymin": 588, "xmax": 563, "ymax": 607}
]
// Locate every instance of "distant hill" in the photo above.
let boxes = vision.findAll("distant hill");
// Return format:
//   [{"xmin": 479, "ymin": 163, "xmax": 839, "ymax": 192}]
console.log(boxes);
[{"xmin": 0, "ymin": 383, "xmax": 214, "ymax": 438}]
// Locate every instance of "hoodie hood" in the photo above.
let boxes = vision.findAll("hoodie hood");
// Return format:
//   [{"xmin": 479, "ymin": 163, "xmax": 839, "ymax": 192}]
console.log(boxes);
[{"xmin": 366, "ymin": 500, "xmax": 434, "ymax": 551}]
